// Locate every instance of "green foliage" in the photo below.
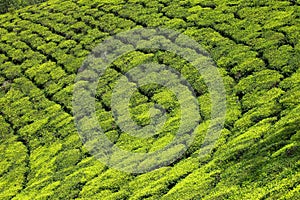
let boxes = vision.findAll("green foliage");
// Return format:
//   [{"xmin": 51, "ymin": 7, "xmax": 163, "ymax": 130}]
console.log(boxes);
[
  {"xmin": 0, "ymin": 136, "xmax": 28, "ymax": 200},
  {"xmin": 55, "ymin": 149, "xmax": 82, "ymax": 171},
  {"xmin": 235, "ymin": 69, "xmax": 283, "ymax": 94},
  {"xmin": 0, "ymin": 0, "xmax": 299, "ymax": 199},
  {"xmin": 0, "ymin": 0, "xmax": 47, "ymax": 14}
]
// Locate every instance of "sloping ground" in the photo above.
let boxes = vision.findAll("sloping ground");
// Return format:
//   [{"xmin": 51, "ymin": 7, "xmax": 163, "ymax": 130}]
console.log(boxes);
[
  {"xmin": 0, "ymin": 0, "xmax": 47, "ymax": 14},
  {"xmin": 0, "ymin": 0, "xmax": 299, "ymax": 199}
]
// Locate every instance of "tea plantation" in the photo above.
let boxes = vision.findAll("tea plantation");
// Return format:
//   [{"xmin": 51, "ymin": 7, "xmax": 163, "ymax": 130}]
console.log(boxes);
[{"xmin": 0, "ymin": 0, "xmax": 299, "ymax": 199}]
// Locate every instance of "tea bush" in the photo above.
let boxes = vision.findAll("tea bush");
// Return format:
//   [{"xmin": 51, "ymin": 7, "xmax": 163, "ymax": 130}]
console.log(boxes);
[{"xmin": 0, "ymin": 0, "xmax": 299, "ymax": 199}]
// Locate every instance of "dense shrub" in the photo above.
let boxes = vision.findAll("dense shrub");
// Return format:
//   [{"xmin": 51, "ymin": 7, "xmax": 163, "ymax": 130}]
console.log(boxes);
[
  {"xmin": 0, "ymin": 0, "xmax": 47, "ymax": 14},
  {"xmin": 0, "ymin": 0, "xmax": 299, "ymax": 199}
]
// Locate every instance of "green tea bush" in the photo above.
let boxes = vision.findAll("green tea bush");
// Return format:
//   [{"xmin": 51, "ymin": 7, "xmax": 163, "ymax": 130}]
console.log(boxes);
[
  {"xmin": 0, "ymin": 0, "xmax": 299, "ymax": 199},
  {"xmin": 0, "ymin": 0, "xmax": 47, "ymax": 14}
]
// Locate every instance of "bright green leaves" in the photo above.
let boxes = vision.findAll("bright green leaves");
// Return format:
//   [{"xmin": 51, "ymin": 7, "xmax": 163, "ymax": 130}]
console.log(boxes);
[
  {"xmin": 152, "ymin": 89, "xmax": 178, "ymax": 112},
  {"xmin": 242, "ymin": 87, "xmax": 284, "ymax": 111},
  {"xmin": 0, "ymin": 0, "xmax": 46, "ymax": 14},
  {"xmin": 263, "ymin": 9, "xmax": 295, "ymax": 30},
  {"xmin": 97, "ymin": 110, "xmax": 116, "ymax": 132},
  {"xmin": 113, "ymin": 51, "xmax": 154, "ymax": 73},
  {"xmin": 222, "ymin": 118, "xmax": 274, "ymax": 161},
  {"xmin": 0, "ymin": 136, "xmax": 28, "ymax": 200},
  {"xmin": 163, "ymin": 4, "xmax": 189, "ymax": 19},
  {"xmin": 79, "ymin": 168, "xmax": 131, "ymax": 198},
  {"xmin": 0, "ymin": 115, "xmax": 11, "ymax": 140},
  {"xmin": 129, "ymin": 103, "xmax": 152, "ymax": 127},
  {"xmin": 231, "ymin": 57, "xmax": 265, "ymax": 78},
  {"xmin": 235, "ymin": 69, "xmax": 283, "ymax": 95},
  {"xmin": 55, "ymin": 149, "xmax": 82, "ymax": 171},
  {"xmin": 128, "ymin": 91, "xmax": 148, "ymax": 107},
  {"xmin": 164, "ymin": 18, "xmax": 187, "ymax": 31},
  {"xmin": 271, "ymin": 142, "xmax": 299, "ymax": 158},
  {"xmin": 19, "ymin": 118, "xmax": 49, "ymax": 139},
  {"xmin": 263, "ymin": 45, "xmax": 294, "ymax": 70},
  {"xmin": 52, "ymin": 85, "xmax": 74, "ymax": 111},
  {"xmin": 279, "ymin": 70, "xmax": 300, "ymax": 112},
  {"xmin": 37, "ymin": 42, "xmax": 58, "ymax": 55},
  {"xmin": 0, "ymin": 62, "xmax": 22, "ymax": 79},
  {"xmin": 0, "ymin": 0, "xmax": 298, "ymax": 198},
  {"xmin": 162, "ymin": 166, "xmax": 221, "ymax": 199},
  {"xmin": 280, "ymin": 25, "xmax": 300, "ymax": 46},
  {"xmin": 26, "ymin": 61, "xmax": 56, "ymax": 85}
]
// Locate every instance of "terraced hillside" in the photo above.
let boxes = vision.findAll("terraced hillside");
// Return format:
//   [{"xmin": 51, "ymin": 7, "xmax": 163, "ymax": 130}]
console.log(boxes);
[
  {"xmin": 0, "ymin": 0, "xmax": 47, "ymax": 14},
  {"xmin": 0, "ymin": 0, "xmax": 300, "ymax": 199}
]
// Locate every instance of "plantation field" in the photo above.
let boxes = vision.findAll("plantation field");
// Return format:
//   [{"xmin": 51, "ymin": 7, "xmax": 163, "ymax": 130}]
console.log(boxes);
[{"xmin": 0, "ymin": 0, "xmax": 300, "ymax": 199}]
